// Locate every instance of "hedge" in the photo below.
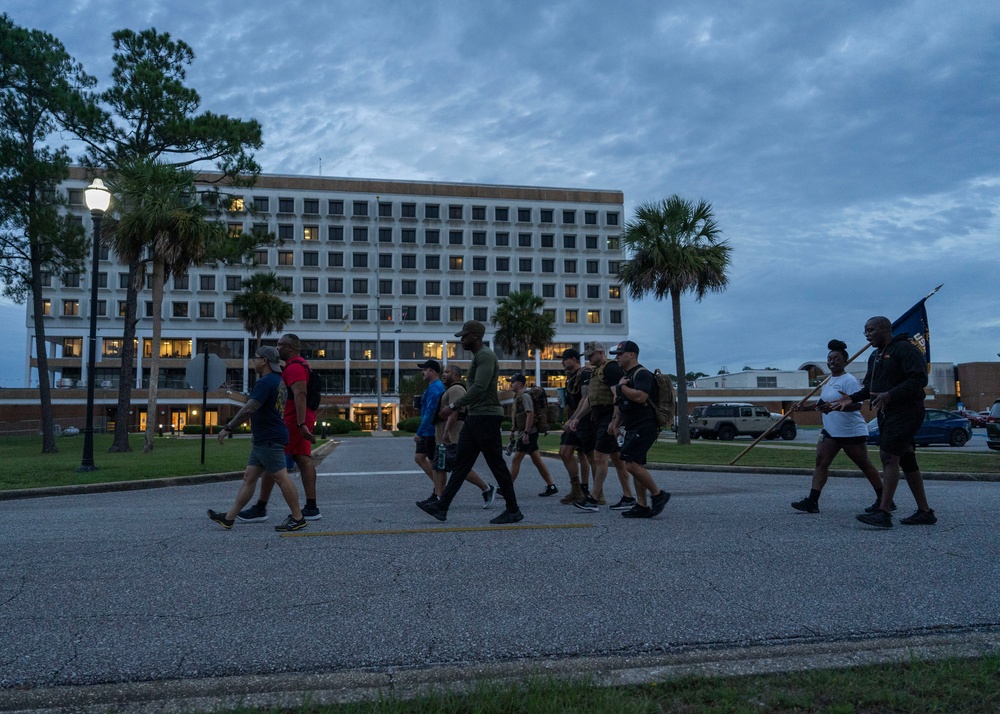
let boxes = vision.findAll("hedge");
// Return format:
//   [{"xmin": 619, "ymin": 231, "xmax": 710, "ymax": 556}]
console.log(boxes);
[{"xmin": 398, "ymin": 416, "xmax": 422, "ymax": 433}]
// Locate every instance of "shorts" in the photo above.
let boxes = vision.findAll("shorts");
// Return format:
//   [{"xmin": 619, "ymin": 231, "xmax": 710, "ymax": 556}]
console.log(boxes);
[
  {"xmin": 592, "ymin": 407, "xmax": 619, "ymax": 455},
  {"xmin": 620, "ymin": 421, "xmax": 658, "ymax": 465},
  {"xmin": 249, "ymin": 442, "xmax": 288, "ymax": 474},
  {"xmin": 284, "ymin": 413, "xmax": 316, "ymax": 458},
  {"xmin": 560, "ymin": 415, "xmax": 596, "ymax": 453},
  {"xmin": 820, "ymin": 429, "xmax": 868, "ymax": 447},
  {"xmin": 515, "ymin": 431, "xmax": 540, "ymax": 455},
  {"xmin": 414, "ymin": 435, "xmax": 437, "ymax": 458},
  {"xmin": 877, "ymin": 408, "xmax": 924, "ymax": 456}
]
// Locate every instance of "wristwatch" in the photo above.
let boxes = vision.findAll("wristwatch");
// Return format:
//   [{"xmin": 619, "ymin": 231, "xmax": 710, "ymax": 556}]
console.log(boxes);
[
  {"xmin": 448, "ymin": 403, "xmax": 457, "ymax": 411},
  {"xmin": 298, "ymin": 422, "xmax": 307, "ymax": 427}
]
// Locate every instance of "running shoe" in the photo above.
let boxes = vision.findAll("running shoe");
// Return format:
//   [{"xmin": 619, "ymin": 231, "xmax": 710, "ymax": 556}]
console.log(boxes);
[
  {"xmin": 864, "ymin": 499, "xmax": 897, "ymax": 513},
  {"xmin": 208, "ymin": 509, "xmax": 234, "ymax": 529},
  {"xmin": 301, "ymin": 504, "xmax": 322, "ymax": 521},
  {"xmin": 573, "ymin": 496, "xmax": 600, "ymax": 512},
  {"xmin": 649, "ymin": 490, "xmax": 671, "ymax": 517},
  {"xmin": 621, "ymin": 504, "xmax": 652, "ymax": 518},
  {"xmin": 856, "ymin": 510, "xmax": 892, "ymax": 528},
  {"xmin": 417, "ymin": 500, "xmax": 448, "ymax": 521},
  {"xmin": 489, "ymin": 509, "xmax": 524, "ymax": 524},
  {"xmin": 791, "ymin": 497, "xmax": 819, "ymax": 514},
  {"xmin": 538, "ymin": 484, "xmax": 559, "ymax": 497},
  {"xmin": 900, "ymin": 509, "xmax": 937, "ymax": 525},
  {"xmin": 609, "ymin": 496, "xmax": 636, "ymax": 511},
  {"xmin": 236, "ymin": 503, "xmax": 268, "ymax": 522},
  {"xmin": 274, "ymin": 515, "xmax": 307, "ymax": 532},
  {"xmin": 482, "ymin": 485, "xmax": 497, "ymax": 509}
]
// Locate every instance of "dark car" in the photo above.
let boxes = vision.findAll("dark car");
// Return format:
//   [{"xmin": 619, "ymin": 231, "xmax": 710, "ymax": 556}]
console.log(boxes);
[
  {"xmin": 987, "ymin": 399, "xmax": 1000, "ymax": 424},
  {"xmin": 953, "ymin": 409, "xmax": 987, "ymax": 428},
  {"xmin": 867, "ymin": 409, "xmax": 972, "ymax": 447},
  {"xmin": 987, "ymin": 423, "xmax": 1000, "ymax": 451}
]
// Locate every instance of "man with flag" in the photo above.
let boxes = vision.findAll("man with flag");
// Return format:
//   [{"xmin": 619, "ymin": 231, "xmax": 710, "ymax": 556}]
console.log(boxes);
[{"xmin": 832, "ymin": 314, "xmax": 936, "ymax": 527}]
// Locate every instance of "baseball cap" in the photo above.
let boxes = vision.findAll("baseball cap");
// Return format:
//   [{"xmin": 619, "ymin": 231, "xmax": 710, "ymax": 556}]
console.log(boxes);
[
  {"xmin": 454, "ymin": 320, "xmax": 486, "ymax": 338},
  {"xmin": 509, "ymin": 372, "xmax": 526, "ymax": 384},
  {"xmin": 610, "ymin": 340, "xmax": 640, "ymax": 356},
  {"xmin": 561, "ymin": 348, "xmax": 581, "ymax": 360},
  {"xmin": 584, "ymin": 341, "xmax": 606, "ymax": 356},
  {"xmin": 416, "ymin": 359, "xmax": 441, "ymax": 372},
  {"xmin": 255, "ymin": 346, "xmax": 282, "ymax": 373}
]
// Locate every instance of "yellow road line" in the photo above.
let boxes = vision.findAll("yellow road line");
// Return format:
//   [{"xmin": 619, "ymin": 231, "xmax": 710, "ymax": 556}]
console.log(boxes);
[{"xmin": 282, "ymin": 523, "xmax": 596, "ymax": 538}]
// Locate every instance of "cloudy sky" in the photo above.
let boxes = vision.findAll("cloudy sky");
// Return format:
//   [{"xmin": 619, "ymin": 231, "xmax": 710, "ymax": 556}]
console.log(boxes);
[{"xmin": 3, "ymin": 0, "xmax": 998, "ymax": 386}]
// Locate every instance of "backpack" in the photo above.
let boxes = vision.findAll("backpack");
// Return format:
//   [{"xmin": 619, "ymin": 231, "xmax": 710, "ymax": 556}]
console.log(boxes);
[
  {"xmin": 639, "ymin": 368, "xmax": 676, "ymax": 431},
  {"xmin": 513, "ymin": 386, "xmax": 550, "ymax": 433},
  {"xmin": 289, "ymin": 357, "xmax": 323, "ymax": 411}
]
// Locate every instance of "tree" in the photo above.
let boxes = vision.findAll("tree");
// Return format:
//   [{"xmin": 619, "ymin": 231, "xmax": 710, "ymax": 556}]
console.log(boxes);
[
  {"xmin": 490, "ymin": 290, "xmax": 556, "ymax": 377},
  {"xmin": 618, "ymin": 196, "xmax": 731, "ymax": 445},
  {"xmin": 231, "ymin": 272, "xmax": 294, "ymax": 351},
  {"xmin": 0, "ymin": 15, "xmax": 95, "ymax": 452},
  {"xmin": 65, "ymin": 27, "xmax": 263, "ymax": 452}
]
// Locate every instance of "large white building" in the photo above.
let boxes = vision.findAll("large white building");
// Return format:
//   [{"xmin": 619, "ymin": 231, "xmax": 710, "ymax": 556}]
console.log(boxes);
[{"xmin": 28, "ymin": 169, "xmax": 629, "ymax": 431}]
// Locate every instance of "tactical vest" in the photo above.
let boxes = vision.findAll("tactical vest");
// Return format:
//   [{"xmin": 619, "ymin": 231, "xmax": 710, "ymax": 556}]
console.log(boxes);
[{"xmin": 588, "ymin": 361, "xmax": 615, "ymax": 407}]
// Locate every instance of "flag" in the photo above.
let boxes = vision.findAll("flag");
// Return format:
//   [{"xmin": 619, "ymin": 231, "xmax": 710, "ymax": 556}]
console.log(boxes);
[{"xmin": 892, "ymin": 298, "xmax": 930, "ymax": 366}]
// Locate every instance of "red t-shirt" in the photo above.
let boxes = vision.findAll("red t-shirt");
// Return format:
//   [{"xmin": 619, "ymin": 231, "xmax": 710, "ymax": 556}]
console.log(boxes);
[{"xmin": 282, "ymin": 356, "xmax": 314, "ymax": 422}]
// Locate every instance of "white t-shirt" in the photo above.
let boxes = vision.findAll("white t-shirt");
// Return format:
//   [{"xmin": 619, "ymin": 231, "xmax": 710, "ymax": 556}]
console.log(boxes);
[{"xmin": 819, "ymin": 373, "xmax": 869, "ymax": 438}]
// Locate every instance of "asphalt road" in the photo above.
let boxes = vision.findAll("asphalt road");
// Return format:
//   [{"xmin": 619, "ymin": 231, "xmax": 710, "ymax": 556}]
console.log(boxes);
[{"xmin": 2, "ymin": 436, "xmax": 998, "ymax": 697}]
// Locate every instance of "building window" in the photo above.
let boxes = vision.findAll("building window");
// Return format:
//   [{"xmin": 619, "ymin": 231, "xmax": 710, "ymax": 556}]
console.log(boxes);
[
  {"xmin": 68, "ymin": 189, "xmax": 84, "ymax": 205},
  {"xmin": 328, "ymin": 278, "xmax": 344, "ymax": 293},
  {"xmin": 540, "ymin": 209, "xmax": 553, "ymax": 223},
  {"xmin": 352, "ymin": 305, "xmax": 368, "ymax": 321},
  {"xmin": 449, "ymin": 205, "xmax": 463, "ymax": 219},
  {"xmin": 542, "ymin": 283, "xmax": 556, "ymax": 298},
  {"xmin": 449, "ymin": 230, "xmax": 463, "ymax": 245},
  {"xmin": 562, "ymin": 210, "xmax": 576, "ymax": 224},
  {"xmin": 63, "ymin": 272, "xmax": 80, "ymax": 288},
  {"xmin": 565, "ymin": 309, "xmax": 578, "ymax": 323},
  {"xmin": 278, "ymin": 197, "xmax": 294, "ymax": 213},
  {"xmin": 302, "ymin": 304, "xmax": 319, "ymax": 320},
  {"xmin": 401, "ymin": 228, "xmax": 416, "ymax": 243},
  {"xmin": 563, "ymin": 234, "xmax": 576, "ymax": 249},
  {"xmin": 174, "ymin": 273, "xmax": 189, "ymax": 290},
  {"xmin": 608, "ymin": 260, "xmax": 621, "ymax": 274},
  {"xmin": 448, "ymin": 256, "xmax": 463, "ymax": 270},
  {"xmin": 495, "ymin": 257, "xmax": 510, "ymax": 272},
  {"xmin": 519, "ymin": 282, "xmax": 533, "ymax": 294},
  {"xmin": 379, "ymin": 279, "xmax": 392, "ymax": 295},
  {"xmin": 587, "ymin": 285, "xmax": 600, "ymax": 299},
  {"xmin": 495, "ymin": 232, "xmax": 509, "ymax": 247},
  {"xmin": 586, "ymin": 235, "xmax": 598, "ymax": 250},
  {"xmin": 565, "ymin": 285, "xmax": 578, "ymax": 298},
  {"xmin": 95, "ymin": 299, "xmax": 107, "ymax": 316},
  {"xmin": 63, "ymin": 337, "xmax": 83, "ymax": 357},
  {"xmin": 379, "ymin": 227, "xmax": 393, "ymax": 243},
  {"xmin": 172, "ymin": 302, "xmax": 188, "ymax": 318},
  {"xmin": 401, "ymin": 280, "xmax": 417, "ymax": 295},
  {"xmin": 352, "ymin": 279, "xmax": 368, "ymax": 294},
  {"xmin": 543, "ymin": 308, "xmax": 556, "ymax": 321},
  {"xmin": 303, "ymin": 277, "xmax": 319, "ymax": 293},
  {"xmin": 41, "ymin": 271, "xmax": 52, "ymax": 287},
  {"xmin": 401, "ymin": 254, "xmax": 417, "ymax": 269},
  {"xmin": 587, "ymin": 310, "xmax": 600, "ymax": 324},
  {"xmin": 225, "ymin": 275, "xmax": 242, "ymax": 291},
  {"xmin": 474, "ymin": 307, "xmax": 488, "ymax": 321},
  {"xmin": 379, "ymin": 253, "xmax": 393, "ymax": 269},
  {"xmin": 425, "ymin": 306, "xmax": 441, "ymax": 321},
  {"xmin": 117, "ymin": 301, "xmax": 127, "ymax": 317},
  {"xmin": 278, "ymin": 251, "xmax": 294, "ymax": 266},
  {"xmin": 278, "ymin": 277, "xmax": 293, "ymax": 291},
  {"xmin": 424, "ymin": 229, "xmax": 440, "ymax": 244},
  {"xmin": 225, "ymin": 303, "xmax": 239, "ymax": 318},
  {"xmin": 518, "ymin": 233, "xmax": 532, "ymax": 247},
  {"xmin": 495, "ymin": 206, "xmax": 509, "ymax": 221},
  {"xmin": 353, "ymin": 226, "xmax": 368, "ymax": 242},
  {"xmin": 472, "ymin": 256, "xmax": 487, "ymax": 271},
  {"xmin": 450, "ymin": 306, "xmax": 464, "ymax": 322},
  {"xmin": 472, "ymin": 231, "xmax": 487, "ymax": 246},
  {"xmin": 541, "ymin": 259, "xmax": 554, "ymax": 273},
  {"xmin": 401, "ymin": 203, "xmax": 416, "ymax": 218},
  {"xmin": 449, "ymin": 281, "xmax": 464, "ymax": 296},
  {"xmin": 610, "ymin": 309, "xmax": 623, "ymax": 324},
  {"xmin": 607, "ymin": 236, "xmax": 620, "ymax": 250},
  {"xmin": 328, "ymin": 226, "xmax": 344, "ymax": 241},
  {"xmin": 328, "ymin": 252, "xmax": 344, "ymax": 268},
  {"xmin": 199, "ymin": 302, "xmax": 215, "ymax": 318},
  {"xmin": 277, "ymin": 224, "xmax": 293, "ymax": 241},
  {"xmin": 95, "ymin": 272, "xmax": 108, "ymax": 289},
  {"xmin": 353, "ymin": 201, "xmax": 368, "ymax": 217},
  {"xmin": 302, "ymin": 251, "xmax": 319, "ymax": 267},
  {"xmin": 424, "ymin": 204, "xmax": 439, "ymax": 219},
  {"xmin": 62, "ymin": 299, "xmax": 79, "ymax": 316},
  {"xmin": 303, "ymin": 198, "xmax": 319, "ymax": 214},
  {"xmin": 473, "ymin": 281, "xmax": 487, "ymax": 296},
  {"xmin": 541, "ymin": 233, "xmax": 554, "ymax": 248},
  {"xmin": 587, "ymin": 259, "xmax": 600, "ymax": 274},
  {"xmin": 329, "ymin": 199, "xmax": 344, "ymax": 215},
  {"xmin": 585, "ymin": 211, "xmax": 598, "ymax": 225},
  {"xmin": 378, "ymin": 201, "xmax": 392, "ymax": 217},
  {"xmin": 472, "ymin": 205, "xmax": 486, "ymax": 220},
  {"xmin": 607, "ymin": 212, "xmax": 619, "ymax": 226},
  {"xmin": 518, "ymin": 257, "xmax": 532, "ymax": 272},
  {"xmin": 425, "ymin": 280, "xmax": 440, "ymax": 296},
  {"xmin": 425, "ymin": 255, "xmax": 440, "ymax": 270},
  {"xmin": 327, "ymin": 304, "xmax": 344, "ymax": 320},
  {"xmin": 496, "ymin": 282, "xmax": 510, "ymax": 297},
  {"xmin": 352, "ymin": 253, "xmax": 368, "ymax": 268},
  {"xmin": 518, "ymin": 208, "xmax": 531, "ymax": 222},
  {"xmin": 303, "ymin": 225, "xmax": 319, "ymax": 241},
  {"xmin": 609, "ymin": 285, "xmax": 621, "ymax": 299},
  {"xmin": 564, "ymin": 259, "xmax": 577, "ymax": 273},
  {"xmin": 757, "ymin": 376, "xmax": 778, "ymax": 388}
]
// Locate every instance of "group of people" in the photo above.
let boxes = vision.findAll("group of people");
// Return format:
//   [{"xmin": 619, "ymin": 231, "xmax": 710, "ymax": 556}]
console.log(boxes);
[{"xmin": 208, "ymin": 314, "xmax": 938, "ymax": 533}]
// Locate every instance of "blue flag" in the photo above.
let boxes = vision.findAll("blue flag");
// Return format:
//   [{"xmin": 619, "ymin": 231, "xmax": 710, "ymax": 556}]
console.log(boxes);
[{"xmin": 892, "ymin": 299, "xmax": 930, "ymax": 366}]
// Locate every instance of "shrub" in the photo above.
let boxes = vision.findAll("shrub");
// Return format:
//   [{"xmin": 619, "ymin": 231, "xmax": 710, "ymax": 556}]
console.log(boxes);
[
  {"xmin": 182, "ymin": 424, "xmax": 249, "ymax": 435},
  {"xmin": 501, "ymin": 420, "xmax": 512, "ymax": 431},
  {"xmin": 325, "ymin": 418, "xmax": 356, "ymax": 435},
  {"xmin": 398, "ymin": 416, "xmax": 422, "ymax": 433}
]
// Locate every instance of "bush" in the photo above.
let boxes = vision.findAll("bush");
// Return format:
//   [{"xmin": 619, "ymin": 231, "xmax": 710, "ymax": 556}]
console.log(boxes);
[
  {"xmin": 182, "ymin": 424, "xmax": 248, "ymax": 435},
  {"xmin": 326, "ymin": 418, "xmax": 357, "ymax": 435},
  {"xmin": 501, "ymin": 420, "xmax": 512, "ymax": 431},
  {"xmin": 398, "ymin": 416, "xmax": 422, "ymax": 433}
]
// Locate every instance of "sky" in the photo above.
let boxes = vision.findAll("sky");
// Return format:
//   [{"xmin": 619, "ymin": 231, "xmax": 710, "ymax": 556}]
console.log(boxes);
[{"xmin": 2, "ymin": 0, "xmax": 999, "ymax": 386}]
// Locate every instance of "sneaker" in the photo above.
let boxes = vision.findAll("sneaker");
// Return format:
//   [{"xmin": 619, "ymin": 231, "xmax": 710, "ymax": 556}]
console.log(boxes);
[
  {"xmin": 301, "ymin": 504, "xmax": 322, "ymax": 521},
  {"xmin": 539, "ymin": 484, "xmax": 559, "ymax": 497},
  {"xmin": 610, "ymin": 496, "xmax": 637, "ymax": 511},
  {"xmin": 596, "ymin": 493, "xmax": 607, "ymax": 506},
  {"xmin": 208, "ymin": 509, "xmax": 234, "ymax": 529},
  {"xmin": 418, "ymin": 493, "xmax": 440, "ymax": 506},
  {"xmin": 417, "ymin": 499, "xmax": 447, "ymax": 522},
  {"xmin": 864, "ymin": 499, "xmax": 897, "ymax": 513},
  {"xmin": 622, "ymin": 504, "xmax": 653, "ymax": 518},
  {"xmin": 649, "ymin": 490, "xmax": 671, "ymax": 517},
  {"xmin": 856, "ymin": 509, "xmax": 893, "ymax": 528},
  {"xmin": 900, "ymin": 509, "xmax": 937, "ymax": 525},
  {"xmin": 274, "ymin": 515, "xmax": 307, "ymax": 532},
  {"xmin": 489, "ymin": 509, "xmax": 524, "ymax": 524},
  {"xmin": 482, "ymin": 485, "xmax": 497, "ymax": 509},
  {"xmin": 791, "ymin": 497, "xmax": 819, "ymax": 514},
  {"xmin": 573, "ymin": 496, "xmax": 600, "ymax": 512},
  {"xmin": 236, "ymin": 503, "xmax": 268, "ymax": 523}
]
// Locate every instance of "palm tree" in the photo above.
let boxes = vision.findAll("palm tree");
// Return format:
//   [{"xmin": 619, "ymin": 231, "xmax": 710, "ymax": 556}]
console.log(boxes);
[
  {"xmin": 618, "ymin": 195, "xmax": 732, "ymax": 445},
  {"xmin": 232, "ymin": 272, "xmax": 294, "ymax": 350},
  {"xmin": 105, "ymin": 158, "xmax": 218, "ymax": 452},
  {"xmin": 490, "ymin": 290, "xmax": 556, "ymax": 378}
]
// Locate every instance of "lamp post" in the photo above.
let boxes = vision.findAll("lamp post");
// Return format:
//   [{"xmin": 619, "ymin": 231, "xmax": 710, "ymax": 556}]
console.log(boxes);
[
  {"xmin": 375, "ymin": 195, "xmax": 383, "ymax": 432},
  {"xmin": 77, "ymin": 178, "xmax": 110, "ymax": 472}
]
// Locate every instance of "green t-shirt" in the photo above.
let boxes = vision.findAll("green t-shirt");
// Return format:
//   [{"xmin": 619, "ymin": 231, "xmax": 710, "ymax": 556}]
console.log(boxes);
[{"xmin": 454, "ymin": 346, "xmax": 504, "ymax": 416}]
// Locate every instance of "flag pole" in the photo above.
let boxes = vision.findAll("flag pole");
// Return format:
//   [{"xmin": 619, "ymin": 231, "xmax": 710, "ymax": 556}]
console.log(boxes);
[{"xmin": 727, "ymin": 284, "xmax": 943, "ymax": 466}]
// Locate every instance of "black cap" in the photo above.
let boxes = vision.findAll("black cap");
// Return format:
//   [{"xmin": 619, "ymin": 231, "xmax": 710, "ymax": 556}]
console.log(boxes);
[
  {"xmin": 509, "ymin": 372, "xmax": 526, "ymax": 384},
  {"xmin": 454, "ymin": 320, "xmax": 486, "ymax": 338},
  {"xmin": 610, "ymin": 340, "xmax": 639, "ymax": 356},
  {"xmin": 561, "ymin": 348, "xmax": 581, "ymax": 360},
  {"xmin": 417, "ymin": 359, "xmax": 441, "ymax": 372}
]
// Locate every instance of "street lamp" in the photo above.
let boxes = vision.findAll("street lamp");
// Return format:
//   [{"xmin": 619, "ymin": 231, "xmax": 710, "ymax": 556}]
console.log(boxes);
[
  {"xmin": 375, "ymin": 194, "xmax": 383, "ymax": 432},
  {"xmin": 77, "ymin": 178, "xmax": 110, "ymax": 472}
]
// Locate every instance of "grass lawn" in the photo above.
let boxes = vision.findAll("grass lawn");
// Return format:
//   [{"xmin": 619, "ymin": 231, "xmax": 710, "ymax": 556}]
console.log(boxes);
[
  {"xmin": 215, "ymin": 655, "xmax": 999, "ymax": 713},
  {"xmin": 537, "ymin": 434, "xmax": 999, "ymax": 474}
]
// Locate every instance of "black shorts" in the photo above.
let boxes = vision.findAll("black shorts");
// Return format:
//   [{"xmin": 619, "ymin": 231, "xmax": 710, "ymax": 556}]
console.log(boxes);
[
  {"xmin": 414, "ymin": 435, "xmax": 436, "ymax": 457},
  {"xmin": 560, "ymin": 415, "xmax": 596, "ymax": 453},
  {"xmin": 515, "ymin": 431, "xmax": 540, "ymax": 455},
  {"xmin": 591, "ymin": 406, "xmax": 618, "ymax": 455},
  {"xmin": 621, "ymin": 421, "xmax": 658, "ymax": 465},
  {"xmin": 877, "ymin": 408, "xmax": 924, "ymax": 456},
  {"xmin": 819, "ymin": 429, "xmax": 868, "ymax": 447}
]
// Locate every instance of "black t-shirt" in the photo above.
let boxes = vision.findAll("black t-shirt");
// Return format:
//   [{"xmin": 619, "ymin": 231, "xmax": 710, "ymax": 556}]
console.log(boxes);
[
  {"xmin": 565, "ymin": 367, "xmax": 591, "ymax": 412},
  {"xmin": 617, "ymin": 364, "xmax": 657, "ymax": 428}
]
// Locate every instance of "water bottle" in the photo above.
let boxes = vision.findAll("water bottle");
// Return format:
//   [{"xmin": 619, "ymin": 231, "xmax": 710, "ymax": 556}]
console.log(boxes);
[
  {"xmin": 435, "ymin": 443, "xmax": 447, "ymax": 471},
  {"xmin": 617, "ymin": 428, "xmax": 626, "ymax": 449}
]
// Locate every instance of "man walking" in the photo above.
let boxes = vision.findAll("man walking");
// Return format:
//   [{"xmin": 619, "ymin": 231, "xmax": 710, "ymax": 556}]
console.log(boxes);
[
  {"xmin": 208, "ymin": 346, "xmax": 307, "ymax": 532},
  {"xmin": 416, "ymin": 320, "xmax": 522, "ymax": 524},
  {"xmin": 610, "ymin": 340, "xmax": 670, "ymax": 519},
  {"xmin": 238, "ymin": 333, "xmax": 321, "ymax": 522},
  {"xmin": 558, "ymin": 348, "xmax": 593, "ymax": 505},
  {"xmin": 833, "ymin": 316, "xmax": 936, "ymax": 527},
  {"xmin": 413, "ymin": 358, "xmax": 446, "ymax": 502},
  {"xmin": 508, "ymin": 373, "xmax": 558, "ymax": 496}
]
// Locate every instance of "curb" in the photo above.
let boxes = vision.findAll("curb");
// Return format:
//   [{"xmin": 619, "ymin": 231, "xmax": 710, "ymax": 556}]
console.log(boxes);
[{"xmin": 0, "ymin": 440, "xmax": 341, "ymax": 502}]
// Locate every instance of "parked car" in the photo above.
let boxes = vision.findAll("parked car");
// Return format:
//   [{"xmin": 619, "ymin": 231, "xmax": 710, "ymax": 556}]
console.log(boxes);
[
  {"xmin": 986, "ymin": 422, "xmax": 1000, "ymax": 451},
  {"xmin": 687, "ymin": 405, "xmax": 708, "ymax": 438},
  {"xmin": 695, "ymin": 403, "xmax": 796, "ymax": 441},
  {"xmin": 987, "ymin": 399, "xmax": 1000, "ymax": 424},
  {"xmin": 953, "ymin": 409, "xmax": 987, "ymax": 428},
  {"xmin": 867, "ymin": 409, "xmax": 972, "ymax": 447},
  {"xmin": 62, "ymin": 426, "xmax": 80, "ymax": 436}
]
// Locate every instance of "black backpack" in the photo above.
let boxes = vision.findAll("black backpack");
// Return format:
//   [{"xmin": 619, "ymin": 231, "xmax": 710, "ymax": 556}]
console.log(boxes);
[{"xmin": 289, "ymin": 357, "xmax": 322, "ymax": 410}]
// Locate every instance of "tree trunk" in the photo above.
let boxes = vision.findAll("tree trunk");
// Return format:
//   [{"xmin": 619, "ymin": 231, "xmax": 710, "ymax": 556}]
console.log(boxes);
[
  {"xmin": 30, "ymin": 268, "xmax": 57, "ymax": 453},
  {"xmin": 671, "ymin": 289, "xmax": 691, "ymax": 446},
  {"xmin": 143, "ymin": 257, "xmax": 164, "ymax": 453},
  {"xmin": 109, "ymin": 258, "xmax": 141, "ymax": 453}
]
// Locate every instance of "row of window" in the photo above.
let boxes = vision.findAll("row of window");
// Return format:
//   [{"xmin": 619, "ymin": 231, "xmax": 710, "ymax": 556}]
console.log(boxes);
[
  {"xmin": 253, "ymin": 224, "xmax": 623, "ymax": 248},
  {"xmin": 45, "ymin": 299, "xmax": 621, "ymax": 325}
]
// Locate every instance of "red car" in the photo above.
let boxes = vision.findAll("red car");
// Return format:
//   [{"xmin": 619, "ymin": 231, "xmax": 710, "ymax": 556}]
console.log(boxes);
[{"xmin": 954, "ymin": 409, "xmax": 988, "ymax": 428}]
